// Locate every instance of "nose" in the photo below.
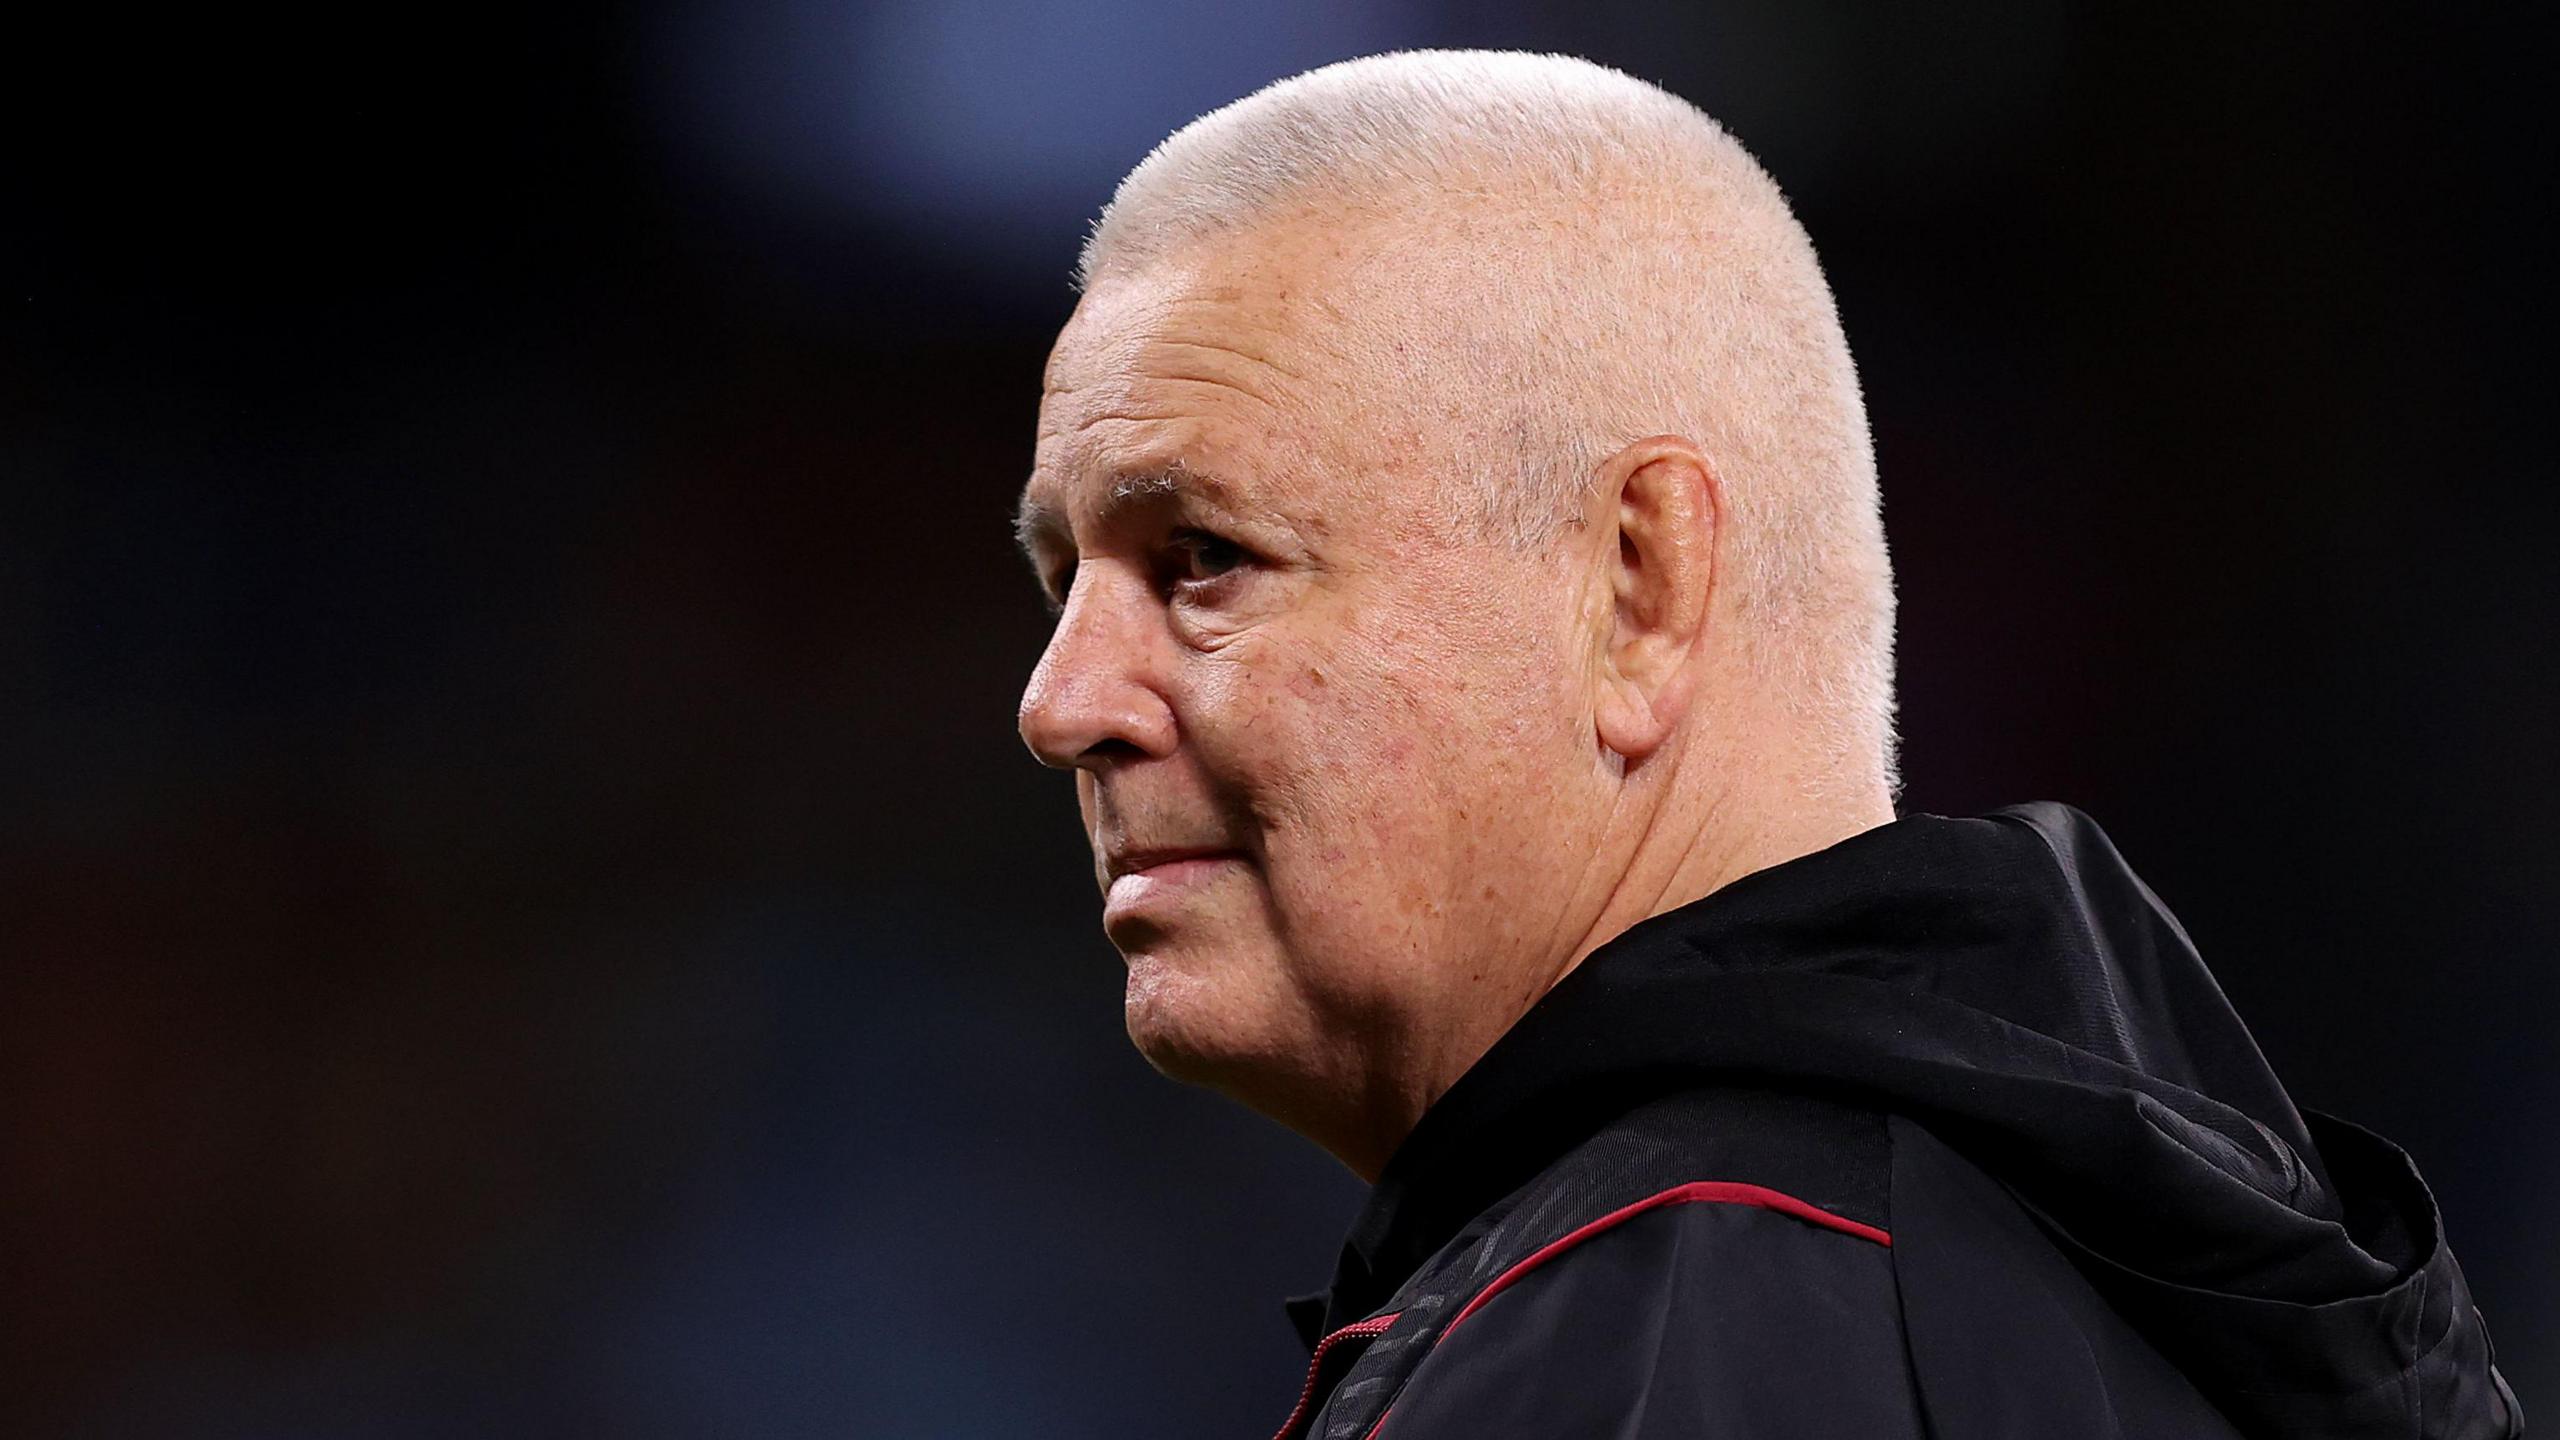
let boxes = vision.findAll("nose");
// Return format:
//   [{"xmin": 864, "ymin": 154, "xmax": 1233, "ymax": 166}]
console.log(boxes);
[{"xmin": 1018, "ymin": 569, "xmax": 1179, "ymax": 770}]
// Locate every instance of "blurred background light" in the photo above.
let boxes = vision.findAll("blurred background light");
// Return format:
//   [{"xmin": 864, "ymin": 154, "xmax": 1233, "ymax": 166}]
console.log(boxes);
[
  {"xmin": 647, "ymin": 0, "xmax": 1422, "ymax": 290},
  {"xmin": 6, "ymin": 3, "xmax": 2549, "ymax": 1435}
]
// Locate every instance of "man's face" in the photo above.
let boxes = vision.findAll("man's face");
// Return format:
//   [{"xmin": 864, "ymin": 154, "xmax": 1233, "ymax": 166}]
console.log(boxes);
[{"xmin": 1015, "ymin": 225, "xmax": 1603, "ymax": 1124}]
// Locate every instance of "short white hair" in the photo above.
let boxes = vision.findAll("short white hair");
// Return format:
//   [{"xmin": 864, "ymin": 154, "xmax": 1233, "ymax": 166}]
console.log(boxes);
[{"xmin": 1078, "ymin": 50, "xmax": 1901, "ymax": 808}]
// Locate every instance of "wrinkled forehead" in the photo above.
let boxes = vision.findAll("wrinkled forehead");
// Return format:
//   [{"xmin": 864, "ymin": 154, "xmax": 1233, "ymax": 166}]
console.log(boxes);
[{"xmin": 1028, "ymin": 225, "xmax": 1412, "ymax": 519}]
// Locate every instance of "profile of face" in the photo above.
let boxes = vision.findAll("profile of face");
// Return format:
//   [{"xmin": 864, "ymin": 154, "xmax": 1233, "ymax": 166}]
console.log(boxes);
[{"xmin": 1015, "ymin": 221, "xmax": 1630, "ymax": 1159}]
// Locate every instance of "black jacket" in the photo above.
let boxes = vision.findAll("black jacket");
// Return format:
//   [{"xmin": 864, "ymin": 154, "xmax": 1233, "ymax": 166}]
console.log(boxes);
[{"xmin": 1269, "ymin": 802, "xmax": 2523, "ymax": 1439}]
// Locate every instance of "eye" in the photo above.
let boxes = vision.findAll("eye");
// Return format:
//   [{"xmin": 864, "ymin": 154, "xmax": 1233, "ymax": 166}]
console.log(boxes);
[
  {"xmin": 1167, "ymin": 529, "xmax": 1249, "ymax": 586},
  {"xmin": 1039, "ymin": 560, "xmax": 1076, "ymax": 614}
]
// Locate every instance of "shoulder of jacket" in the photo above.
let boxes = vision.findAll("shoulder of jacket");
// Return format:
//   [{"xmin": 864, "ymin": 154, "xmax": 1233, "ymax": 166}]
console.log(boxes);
[
  {"xmin": 1353, "ymin": 1168, "xmax": 1915, "ymax": 1439},
  {"xmin": 1293, "ymin": 1086, "xmax": 1900, "ymax": 1440}
]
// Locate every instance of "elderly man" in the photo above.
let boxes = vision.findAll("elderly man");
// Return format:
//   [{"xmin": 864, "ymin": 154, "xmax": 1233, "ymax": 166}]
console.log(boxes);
[{"xmin": 1014, "ymin": 50, "xmax": 2520, "ymax": 1440}]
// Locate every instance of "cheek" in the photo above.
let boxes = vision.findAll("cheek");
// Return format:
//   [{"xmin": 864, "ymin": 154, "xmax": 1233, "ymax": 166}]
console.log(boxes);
[
  {"xmin": 1170, "ymin": 578, "xmax": 1577, "ymax": 890},
  {"xmin": 1319, "ymin": 595, "xmax": 1587, "ymax": 856},
  {"xmin": 1171, "ymin": 638, "xmax": 1416, "ymax": 859},
  {"xmin": 1266, "ymin": 651, "xmax": 1466, "ymax": 869}
]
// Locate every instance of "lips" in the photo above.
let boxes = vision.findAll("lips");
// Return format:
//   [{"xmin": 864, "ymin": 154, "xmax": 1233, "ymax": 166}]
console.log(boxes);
[
  {"xmin": 1100, "ymin": 845, "xmax": 1251, "ymax": 933},
  {"xmin": 1104, "ymin": 845, "xmax": 1246, "ymax": 883}
]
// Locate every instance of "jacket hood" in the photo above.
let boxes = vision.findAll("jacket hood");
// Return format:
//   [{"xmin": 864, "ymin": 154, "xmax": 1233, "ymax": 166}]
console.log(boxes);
[{"xmin": 1313, "ymin": 801, "xmax": 2520, "ymax": 1438}]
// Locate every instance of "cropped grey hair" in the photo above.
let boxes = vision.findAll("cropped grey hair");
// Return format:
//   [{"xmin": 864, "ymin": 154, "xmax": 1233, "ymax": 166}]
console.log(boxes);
[{"xmin": 1077, "ymin": 50, "xmax": 1901, "ymax": 807}]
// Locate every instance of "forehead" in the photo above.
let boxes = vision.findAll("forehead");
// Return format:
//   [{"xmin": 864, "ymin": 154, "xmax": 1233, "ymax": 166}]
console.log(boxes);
[{"xmin": 1028, "ymin": 227, "xmax": 1388, "ymax": 524}]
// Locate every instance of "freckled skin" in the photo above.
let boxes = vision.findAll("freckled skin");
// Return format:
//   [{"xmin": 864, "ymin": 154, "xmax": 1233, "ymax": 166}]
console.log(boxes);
[
  {"xmin": 1017, "ymin": 209, "xmax": 1893, "ymax": 1179},
  {"xmin": 1017, "ymin": 222, "xmax": 1613, "ymax": 1173}
]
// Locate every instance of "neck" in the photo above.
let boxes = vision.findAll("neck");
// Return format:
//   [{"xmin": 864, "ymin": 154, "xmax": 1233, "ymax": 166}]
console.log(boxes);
[
  {"xmin": 1587, "ymin": 780, "xmax": 1892, "ymax": 966},
  {"xmin": 1313, "ymin": 746, "xmax": 1892, "ymax": 1184}
]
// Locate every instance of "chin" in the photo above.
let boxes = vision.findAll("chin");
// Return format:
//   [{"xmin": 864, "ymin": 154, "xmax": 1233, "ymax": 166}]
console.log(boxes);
[
  {"xmin": 1121, "ymin": 956, "xmax": 1231, "ymax": 1082},
  {"xmin": 1120, "ymin": 948, "xmax": 1287, "ymax": 1091}
]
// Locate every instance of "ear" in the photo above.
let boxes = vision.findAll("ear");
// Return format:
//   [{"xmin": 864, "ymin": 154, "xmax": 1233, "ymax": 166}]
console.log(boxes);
[{"xmin": 1588, "ymin": 435, "xmax": 1719, "ymax": 763}]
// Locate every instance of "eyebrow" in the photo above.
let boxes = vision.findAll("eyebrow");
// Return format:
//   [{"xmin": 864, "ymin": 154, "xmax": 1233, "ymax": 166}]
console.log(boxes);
[{"xmin": 1011, "ymin": 459, "xmax": 1244, "ymax": 563}]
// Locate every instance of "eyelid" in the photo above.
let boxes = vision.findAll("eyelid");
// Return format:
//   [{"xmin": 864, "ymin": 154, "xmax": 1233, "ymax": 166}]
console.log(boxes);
[
  {"xmin": 1167, "ymin": 528, "xmax": 1252, "ymax": 582},
  {"xmin": 1038, "ymin": 558, "xmax": 1076, "ymax": 614},
  {"xmin": 1030, "ymin": 525, "xmax": 1265, "ymax": 617}
]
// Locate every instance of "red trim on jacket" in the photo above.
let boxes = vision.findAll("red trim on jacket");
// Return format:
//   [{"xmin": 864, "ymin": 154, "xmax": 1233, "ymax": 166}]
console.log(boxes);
[
  {"xmin": 1439, "ymin": 1180, "xmax": 1891, "ymax": 1342},
  {"xmin": 1269, "ymin": 1311, "xmax": 1400, "ymax": 1440}
]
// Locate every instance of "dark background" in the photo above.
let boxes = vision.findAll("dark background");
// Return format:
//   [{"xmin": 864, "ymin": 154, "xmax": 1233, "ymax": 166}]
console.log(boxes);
[{"xmin": 6, "ymin": 2, "xmax": 2551, "ymax": 1434}]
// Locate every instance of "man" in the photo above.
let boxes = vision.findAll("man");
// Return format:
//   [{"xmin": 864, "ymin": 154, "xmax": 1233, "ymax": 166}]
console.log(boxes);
[{"xmin": 1013, "ymin": 49, "xmax": 2521, "ymax": 1439}]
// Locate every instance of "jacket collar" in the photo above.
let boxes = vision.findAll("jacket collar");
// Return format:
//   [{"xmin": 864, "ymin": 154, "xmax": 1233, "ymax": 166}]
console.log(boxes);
[
  {"xmin": 1289, "ymin": 801, "xmax": 2342, "ymax": 1345},
  {"xmin": 1291, "ymin": 811, "xmax": 1938, "ymax": 1342}
]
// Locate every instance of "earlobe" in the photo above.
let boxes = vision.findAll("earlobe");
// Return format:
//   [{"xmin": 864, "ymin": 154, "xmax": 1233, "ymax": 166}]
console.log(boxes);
[
  {"xmin": 1594, "ymin": 674, "xmax": 1667, "ymax": 761},
  {"xmin": 1589, "ymin": 436, "xmax": 1717, "ymax": 766}
]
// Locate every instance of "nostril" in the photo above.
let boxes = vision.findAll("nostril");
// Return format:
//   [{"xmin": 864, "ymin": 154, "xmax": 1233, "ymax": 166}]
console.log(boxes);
[
  {"xmin": 1016, "ymin": 602, "xmax": 1180, "ymax": 765},
  {"xmin": 1021, "ymin": 712, "xmax": 1082, "ymax": 770}
]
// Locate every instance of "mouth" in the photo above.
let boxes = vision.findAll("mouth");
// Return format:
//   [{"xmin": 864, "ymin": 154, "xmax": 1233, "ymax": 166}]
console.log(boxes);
[
  {"xmin": 1101, "ymin": 847, "xmax": 1250, "ymax": 930},
  {"xmin": 1103, "ymin": 845, "xmax": 1247, "ymax": 884}
]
